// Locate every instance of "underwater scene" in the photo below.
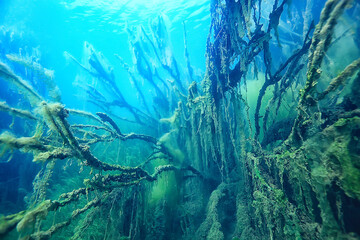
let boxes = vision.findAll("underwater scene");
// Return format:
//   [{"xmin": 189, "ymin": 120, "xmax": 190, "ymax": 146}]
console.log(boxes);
[{"xmin": 0, "ymin": 0, "xmax": 360, "ymax": 239}]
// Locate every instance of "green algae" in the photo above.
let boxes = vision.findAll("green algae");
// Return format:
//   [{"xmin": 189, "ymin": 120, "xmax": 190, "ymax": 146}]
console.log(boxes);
[{"xmin": 0, "ymin": 1, "xmax": 359, "ymax": 239}]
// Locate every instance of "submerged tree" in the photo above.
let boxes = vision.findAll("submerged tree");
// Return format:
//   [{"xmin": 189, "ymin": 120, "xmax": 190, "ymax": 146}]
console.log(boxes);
[{"xmin": 0, "ymin": 0, "xmax": 360, "ymax": 239}]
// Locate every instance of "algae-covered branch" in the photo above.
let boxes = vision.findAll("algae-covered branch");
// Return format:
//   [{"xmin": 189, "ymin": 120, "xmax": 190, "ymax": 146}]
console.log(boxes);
[{"xmin": 0, "ymin": 0, "xmax": 359, "ymax": 239}]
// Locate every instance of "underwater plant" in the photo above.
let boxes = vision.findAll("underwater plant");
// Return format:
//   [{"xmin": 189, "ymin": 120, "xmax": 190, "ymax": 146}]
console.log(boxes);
[{"xmin": 0, "ymin": 0, "xmax": 359, "ymax": 239}]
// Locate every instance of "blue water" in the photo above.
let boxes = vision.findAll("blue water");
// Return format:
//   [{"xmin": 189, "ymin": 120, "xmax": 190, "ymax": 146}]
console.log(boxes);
[
  {"xmin": 1, "ymin": 0, "xmax": 360, "ymax": 239},
  {"xmin": 0, "ymin": 0, "xmax": 210, "ymax": 109}
]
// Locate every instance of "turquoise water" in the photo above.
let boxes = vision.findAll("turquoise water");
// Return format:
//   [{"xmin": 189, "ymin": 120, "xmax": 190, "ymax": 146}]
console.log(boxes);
[
  {"xmin": 0, "ymin": 0, "xmax": 210, "ymax": 108},
  {"xmin": 0, "ymin": 0, "xmax": 360, "ymax": 239}
]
